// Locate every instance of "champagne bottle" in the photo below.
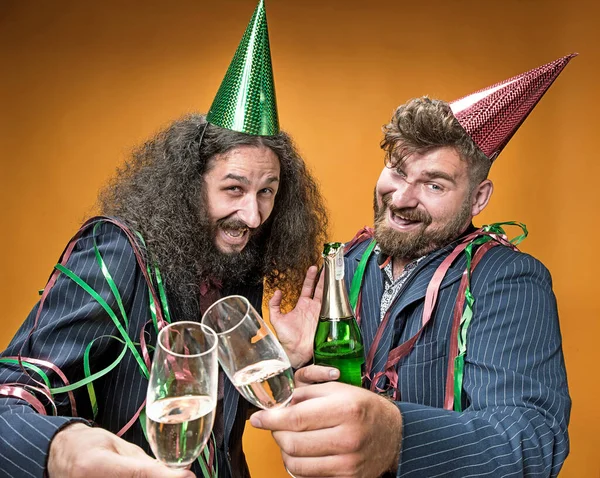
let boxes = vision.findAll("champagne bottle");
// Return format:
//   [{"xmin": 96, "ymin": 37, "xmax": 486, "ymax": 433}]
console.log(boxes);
[{"xmin": 313, "ymin": 242, "xmax": 364, "ymax": 387}]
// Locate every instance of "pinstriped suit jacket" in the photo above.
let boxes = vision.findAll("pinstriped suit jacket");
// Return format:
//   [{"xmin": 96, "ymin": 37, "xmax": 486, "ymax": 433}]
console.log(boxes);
[
  {"xmin": 0, "ymin": 222, "xmax": 262, "ymax": 478},
  {"xmin": 345, "ymin": 233, "xmax": 570, "ymax": 477}
]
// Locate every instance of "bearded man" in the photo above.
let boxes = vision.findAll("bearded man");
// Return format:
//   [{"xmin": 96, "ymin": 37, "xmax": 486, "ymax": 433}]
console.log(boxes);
[
  {"xmin": 251, "ymin": 55, "xmax": 574, "ymax": 478},
  {"xmin": 0, "ymin": 2, "xmax": 327, "ymax": 477}
]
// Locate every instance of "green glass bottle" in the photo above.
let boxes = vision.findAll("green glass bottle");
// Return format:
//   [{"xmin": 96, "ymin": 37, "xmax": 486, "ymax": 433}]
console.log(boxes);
[{"xmin": 313, "ymin": 242, "xmax": 365, "ymax": 387}]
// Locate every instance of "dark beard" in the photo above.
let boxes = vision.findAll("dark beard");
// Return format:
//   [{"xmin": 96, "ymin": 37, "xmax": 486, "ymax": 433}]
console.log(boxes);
[
  {"xmin": 373, "ymin": 192, "xmax": 471, "ymax": 261},
  {"xmin": 152, "ymin": 213, "xmax": 267, "ymax": 323}
]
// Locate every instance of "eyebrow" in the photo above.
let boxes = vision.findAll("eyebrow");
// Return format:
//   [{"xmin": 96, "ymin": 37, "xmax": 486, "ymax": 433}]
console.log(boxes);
[
  {"xmin": 420, "ymin": 170, "xmax": 457, "ymax": 184},
  {"xmin": 222, "ymin": 173, "xmax": 279, "ymax": 185}
]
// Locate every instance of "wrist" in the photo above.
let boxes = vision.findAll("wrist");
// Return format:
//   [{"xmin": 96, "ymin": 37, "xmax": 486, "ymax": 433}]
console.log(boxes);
[
  {"xmin": 381, "ymin": 396, "xmax": 402, "ymax": 473},
  {"xmin": 285, "ymin": 345, "xmax": 313, "ymax": 369},
  {"xmin": 47, "ymin": 422, "xmax": 91, "ymax": 475}
]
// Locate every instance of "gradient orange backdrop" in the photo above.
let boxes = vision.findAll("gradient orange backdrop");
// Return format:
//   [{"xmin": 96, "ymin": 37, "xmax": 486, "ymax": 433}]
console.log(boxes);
[{"xmin": 1, "ymin": 1, "xmax": 598, "ymax": 476}]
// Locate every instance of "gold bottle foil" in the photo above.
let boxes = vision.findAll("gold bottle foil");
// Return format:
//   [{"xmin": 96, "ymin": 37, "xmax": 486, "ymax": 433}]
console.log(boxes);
[{"xmin": 319, "ymin": 243, "xmax": 354, "ymax": 320}]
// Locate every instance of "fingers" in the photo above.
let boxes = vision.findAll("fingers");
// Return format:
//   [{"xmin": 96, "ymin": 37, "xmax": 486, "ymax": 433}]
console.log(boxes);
[
  {"xmin": 289, "ymin": 381, "xmax": 350, "ymax": 404},
  {"xmin": 273, "ymin": 427, "xmax": 361, "ymax": 458},
  {"xmin": 313, "ymin": 268, "xmax": 325, "ymax": 303},
  {"xmin": 113, "ymin": 434, "xmax": 154, "ymax": 458},
  {"xmin": 250, "ymin": 384, "xmax": 350, "ymax": 432},
  {"xmin": 294, "ymin": 365, "xmax": 339, "ymax": 387},
  {"xmin": 47, "ymin": 424, "xmax": 196, "ymax": 478},
  {"xmin": 112, "ymin": 455, "xmax": 195, "ymax": 478},
  {"xmin": 299, "ymin": 266, "xmax": 319, "ymax": 298},
  {"xmin": 268, "ymin": 290, "xmax": 283, "ymax": 319},
  {"xmin": 281, "ymin": 452, "xmax": 356, "ymax": 478}
]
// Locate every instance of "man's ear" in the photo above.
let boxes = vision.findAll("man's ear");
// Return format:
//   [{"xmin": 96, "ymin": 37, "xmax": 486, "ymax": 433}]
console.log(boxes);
[{"xmin": 471, "ymin": 179, "xmax": 493, "ymax": 217}]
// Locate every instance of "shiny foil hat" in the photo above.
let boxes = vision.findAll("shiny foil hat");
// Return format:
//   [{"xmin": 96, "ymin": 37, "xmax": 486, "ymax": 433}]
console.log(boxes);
[
  {"xmin": 206, "ymin": 0, "xmax": 279, "ymax": 136},
  {"xmin": 450, "ymin": 53, "xmax": 577, "ymax": 161}
]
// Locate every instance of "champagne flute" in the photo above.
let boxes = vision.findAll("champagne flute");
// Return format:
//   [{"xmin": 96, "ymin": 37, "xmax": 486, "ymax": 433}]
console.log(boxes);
[
  {"xmin": 146, "ymin": 321, "xmax": 218, "ymax": 469},
  {"xmin": 201, "ymin": 295, "xmax": 294, "ymax": 410}
]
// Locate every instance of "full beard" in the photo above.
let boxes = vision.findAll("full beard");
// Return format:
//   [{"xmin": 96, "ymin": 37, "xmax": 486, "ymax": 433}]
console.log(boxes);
[
  {"xmin": 373, "ymin": 192, "xmax": 472, "ymax": 261},
  {"xmin": 151, "ymin": 213, "xmax": 267, "ymax": 322}
]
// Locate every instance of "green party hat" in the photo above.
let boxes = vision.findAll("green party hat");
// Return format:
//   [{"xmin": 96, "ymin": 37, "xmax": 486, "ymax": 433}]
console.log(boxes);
[{"xmin": 206, "ymin": 0, "xmax": 279, "ymax": 135}]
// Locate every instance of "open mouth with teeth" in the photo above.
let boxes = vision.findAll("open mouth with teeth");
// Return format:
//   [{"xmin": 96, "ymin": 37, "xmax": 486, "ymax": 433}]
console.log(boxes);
[
  {"xmin": 216, "ymin": 224, "xmax": 251, "ymax": 252},
  {"xmin": 389, "ymin": 210, "xmax": 421, "ymax": 229},
  {"xmin": 222, "ymin": 226, "xmax": 249, "ymax": 240}
]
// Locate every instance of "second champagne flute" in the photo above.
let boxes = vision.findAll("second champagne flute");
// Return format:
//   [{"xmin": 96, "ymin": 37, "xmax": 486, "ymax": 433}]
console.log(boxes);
[{"xmin": 202, "ymin": 295, "xmax": 294, "ymax": 410}]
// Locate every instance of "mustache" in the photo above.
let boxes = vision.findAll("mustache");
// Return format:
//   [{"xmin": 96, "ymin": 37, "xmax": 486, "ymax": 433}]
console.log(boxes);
[
  {"xmin": 216, "ymin": 217, "xmax": 254, "ymax": 233},
  {"xmin": 377, "ymin": 193, "xmax": 432, "ymax": 225}
]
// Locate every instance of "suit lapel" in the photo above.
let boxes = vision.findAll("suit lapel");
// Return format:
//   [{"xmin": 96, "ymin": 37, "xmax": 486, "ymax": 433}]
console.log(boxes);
[
  {"xmin": 356, "ymin": 253, "xmax": 384, "ymax": 358},
  {"xmin": 351, "ymin": 237, "xmax": 468, "ymax": 379},
  {"xmin": 392, "ymin": 247, "xmax": 466, "ymax": 315}
]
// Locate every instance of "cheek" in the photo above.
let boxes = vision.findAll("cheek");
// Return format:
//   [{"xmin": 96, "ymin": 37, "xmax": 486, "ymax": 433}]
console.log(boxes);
[
  {"xmin": 426, "ymin": 198, "xmax": 461, "ymax": 225},
  {"xmin": 259, "ymin": 197, "xmax": 277, "ymax": 222},
  {"xmin": 376, "ymin": 171, "xmax": 393, "ymax": 194},
  {"xmin": 375, "ymin": 178, "xmax": 393, "ymax": 206},
  {"xmin": 375, "ymin": 191, "xmax": 385, "ymax": 211},
  {"xmin": 205, "ymin": 192, "xmax": 234, "ymax": 222}
]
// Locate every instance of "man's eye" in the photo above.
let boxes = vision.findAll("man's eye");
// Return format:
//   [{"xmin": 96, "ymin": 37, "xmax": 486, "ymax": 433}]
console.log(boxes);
[
  {"xmin": 260, "ymin": 188, "xmax": 274, "ymax": 195},
  {"xmin": 427, "ymin": 183, "xmax": 443, "ymax": 192},
  {"xmin": 226, "ymin": 186, "xmax": 241, "ymax": 192}
]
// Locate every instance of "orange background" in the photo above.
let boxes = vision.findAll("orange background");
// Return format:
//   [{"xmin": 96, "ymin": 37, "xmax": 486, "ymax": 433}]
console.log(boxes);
[{"xmin": 1, "ymin": 1, "xmax": 598, "ymax": 476}]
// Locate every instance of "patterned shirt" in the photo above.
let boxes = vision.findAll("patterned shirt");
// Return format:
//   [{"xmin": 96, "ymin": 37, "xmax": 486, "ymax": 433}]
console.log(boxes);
[{"xmin": 375, "ymin": 245, "xmax": 425, "ymax": 320}]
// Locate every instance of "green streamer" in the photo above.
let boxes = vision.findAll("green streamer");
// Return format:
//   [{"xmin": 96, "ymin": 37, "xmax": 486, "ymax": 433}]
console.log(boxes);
[
  {"xmin": 82, "ymin": 335, "xmax": 130, "ymax": 419},
  {"xmin": 453, "ymin": 222, "xmax": 528, "ymax": 411},
  {"xmin": 0, "ymin": 358, "xmax": 53, "ymax": 391},
  {"xmin": 349, "ymin": 239, "xmax": 377, "ymax": 313},
  {"xmin": 15, "ymin": 218, "xmax": 216, "ymax": 475},
  {"xmin": 54, "ymin": 264, "xmax": 149, "ymax": 379}
]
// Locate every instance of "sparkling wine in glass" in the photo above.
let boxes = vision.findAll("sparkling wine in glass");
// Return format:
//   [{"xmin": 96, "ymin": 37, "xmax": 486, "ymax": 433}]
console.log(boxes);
[
  {"xmin": 146, "ymin": 321, "xmax": 218, "ymax": 469},
  {"xmin": 202, "ymin": 295, "xmax": 294, "ymax": 410}
]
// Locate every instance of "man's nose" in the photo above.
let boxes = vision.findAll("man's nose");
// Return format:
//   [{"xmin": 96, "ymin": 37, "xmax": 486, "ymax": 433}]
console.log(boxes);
[
  {"xmin": 237, "ymin": 196, "xmax": 261, "ymax": 229},
  {"xmin": 390, "ymin": 181, "xmax": 419, "ymax": 209}
]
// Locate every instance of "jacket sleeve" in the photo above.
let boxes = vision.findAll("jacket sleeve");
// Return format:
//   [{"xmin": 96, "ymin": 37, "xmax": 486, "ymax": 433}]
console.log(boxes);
[
  {"xmin": 395, "ymin": 250, "xmax": 570, "ymax": 477},
  {"xmin": 0, "ymin": 222, "xmax": 140, "ymax": 478}
]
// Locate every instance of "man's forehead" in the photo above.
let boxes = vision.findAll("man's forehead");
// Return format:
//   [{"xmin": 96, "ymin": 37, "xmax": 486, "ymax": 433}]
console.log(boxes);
[
  {"xmin": 394, "ymin": 146, "xmax": 465, "ymax": 173},
  {"xmin": 206, "ymin": 145, "xmax": 280, "ymax": 181}
]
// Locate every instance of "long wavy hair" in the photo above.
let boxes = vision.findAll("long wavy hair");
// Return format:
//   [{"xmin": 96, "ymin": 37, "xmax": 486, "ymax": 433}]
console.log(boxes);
[{"xmin": 99, "ymin": 114, "xmax": 328, "ymax": 317}]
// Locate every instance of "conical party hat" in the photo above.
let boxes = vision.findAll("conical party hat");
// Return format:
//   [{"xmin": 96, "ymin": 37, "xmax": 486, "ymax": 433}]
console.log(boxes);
[
  {"xmin": 206, "ymin": 0, "xmax": 279, "ymax": 136},
  {"xmin": 450, "ymin": 53, "xmax": 577, "ymax": 161}
]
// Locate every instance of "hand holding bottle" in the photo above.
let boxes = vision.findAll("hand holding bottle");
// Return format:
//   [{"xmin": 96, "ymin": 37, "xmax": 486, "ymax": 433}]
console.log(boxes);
[
  {"xmin": 294, "ymin": 364, "xmax": 340, "ymax": 387},
  {"xmin": 250, "ymin": 381, "xmax": 402, "ymax": 478}
]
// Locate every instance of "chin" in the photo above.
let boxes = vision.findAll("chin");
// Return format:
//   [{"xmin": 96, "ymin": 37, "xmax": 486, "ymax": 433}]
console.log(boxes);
[{"xmin": 215, "ymin": 242, "xmax": 245, "ymax": 255}]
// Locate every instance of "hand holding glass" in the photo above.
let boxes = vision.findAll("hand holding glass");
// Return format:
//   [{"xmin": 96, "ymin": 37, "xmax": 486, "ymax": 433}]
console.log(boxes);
[
  {"xmin": 146, "ymin": 321, "xmax": 218, "ymax": 469},
  {"xmin": 202, "ymin": 295, "xmax": 294, "ymax": 410}
]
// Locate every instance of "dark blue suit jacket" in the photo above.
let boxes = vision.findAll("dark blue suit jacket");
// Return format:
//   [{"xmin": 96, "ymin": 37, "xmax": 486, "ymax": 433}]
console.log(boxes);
[
  {"xmin": 0, "ymin": 222, "xmax": 262, "ymax": 477},
  {"xmin": 345, "ymin": 235, "xmax": 570, "ymax": 477}
]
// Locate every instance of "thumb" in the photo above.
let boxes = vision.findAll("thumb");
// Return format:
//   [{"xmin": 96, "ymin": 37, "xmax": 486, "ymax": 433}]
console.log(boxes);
[{"xmin": 268, "ymin": 290, "xmax": 283, "ymax": 321}]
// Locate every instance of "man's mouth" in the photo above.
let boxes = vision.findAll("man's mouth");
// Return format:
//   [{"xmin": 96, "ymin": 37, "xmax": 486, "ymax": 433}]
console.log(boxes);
[
  {"xmin": 392, "ymin": 211, "xmax": 419, "ymax": 223},
  {"xmin": 215, "ymin": 220, "xmax": 253, "ymax": 251},
  {"xmin": 389, "ymin": 209, "xmax": 422, "ymax": 228},
  {"xmin": 223, "ymin": 227, "xmax": 249, "ymax": 239}
]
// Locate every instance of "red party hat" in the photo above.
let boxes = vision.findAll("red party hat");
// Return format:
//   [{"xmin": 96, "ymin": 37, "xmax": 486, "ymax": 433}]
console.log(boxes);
[{"xmin": 450, "ymin": 53, "xmax": 577, "ymax": 161}]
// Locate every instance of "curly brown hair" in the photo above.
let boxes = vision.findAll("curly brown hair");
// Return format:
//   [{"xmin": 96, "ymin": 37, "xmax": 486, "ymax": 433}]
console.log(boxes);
[
  {"xmin": 99, "ymin": 114, "xmax": 328, "ymax": 316},
  {"xmin": 381, "ymin": 97, "xmax": 491, "ymax": 187}
]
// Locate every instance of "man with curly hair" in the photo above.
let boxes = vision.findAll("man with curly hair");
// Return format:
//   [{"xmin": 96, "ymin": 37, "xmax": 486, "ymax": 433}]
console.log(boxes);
[
  {"xmin": 0, "ymin": 2, "xmax": 327, "ymax": 477},
  {"xmin": 252, "ymin": 56, "xmax": 573, "ymax": 478}
]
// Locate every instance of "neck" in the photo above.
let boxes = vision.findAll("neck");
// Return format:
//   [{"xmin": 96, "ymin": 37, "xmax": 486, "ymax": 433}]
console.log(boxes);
[{"xmin": 391, "ymin": 257, "xmax": 410, "ymax": 280}]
